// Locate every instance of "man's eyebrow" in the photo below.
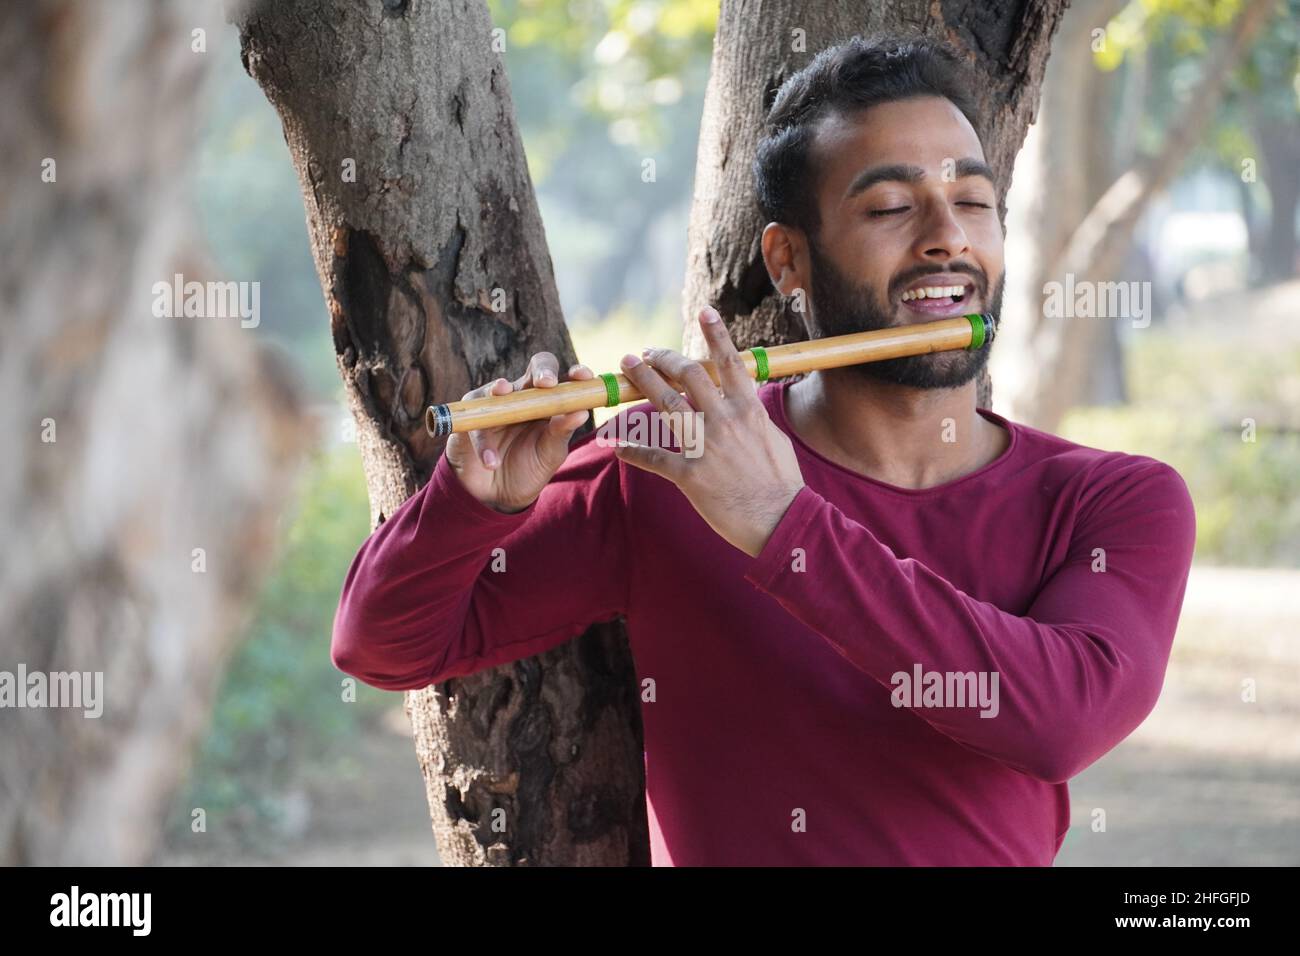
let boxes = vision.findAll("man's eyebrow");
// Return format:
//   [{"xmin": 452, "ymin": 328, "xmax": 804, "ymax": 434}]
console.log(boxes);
[
  {"xmin": 843, "ymin": 158, "xmax": 996, "ymax": 200},
  {"xmin": 953, "ymin": 157, "xmax": 996, "ymax": 184},
  {"xmin": 843, "ymin": 163, "xmax": 923, "ymax": 200}
]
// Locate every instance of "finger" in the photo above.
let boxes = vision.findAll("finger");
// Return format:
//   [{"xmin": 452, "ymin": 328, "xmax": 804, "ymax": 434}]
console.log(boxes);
[
  {"xmin": 567, "ymin": 363, "xmax": 595, "ymax": 381},
  {"xmin": 518, "ymin": 351, "xmax": 561, "ymax": 389},
  {"xmin": 532, "ymin": 407, "xmax": 591, "ymax": 473},
  {"xmin": 449, "ymin": 376, "xmax": 505, "ymax": 466},
  {"xmin": 461, "ymin": 376, "xmax": 509, "ymax": 403},
  {"xmin": 639, "ymin": 344, "xmax": 725, "ymax": 417},
  {"xmin": 696, "ymin": 305, "xmax": 758, "ymax": 399},
  {"xmin": 619, "ymin": 353, "xmax": 694, "ymax": 422},
  {"xmin": 532, "ymin": 364, "xmax": 593, "ymax": 461},
  {"xmin": 612, "ymin": 440, "xmax": 685, "ymax": 485},
  {"xmin": 618, "ymin": 353, "xmax": 696, "ymax": 451},
  {"xmin": 546, "ymin": 409, "xmax": 589, "ymax": 435},
  {"xmin": 468, "ymin": 377, "xmax": 514, "ymax": 469}
]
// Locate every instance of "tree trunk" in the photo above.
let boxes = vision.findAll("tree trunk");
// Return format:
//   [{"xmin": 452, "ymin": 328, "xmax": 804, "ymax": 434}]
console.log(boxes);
[
  {"xmin": 681, "ymin": 0, "xmax": 1072, "ymax": 416},
  {"xmin": 231, "ymin": 0, "xmax": 648, "ymax": 866},
  {"xmin": 996, "ymin": 0, "xmax": 1129, "ymax": 413},
  {"xmin": 1005, "ymin": 0, "xmax": 1277, "ymax": 432},
  {"xmin": 1239, "ymin": 168, "xmax": 1267, "ymax": 280},
  {"xmin": 0, "ymin": 1, "xmax": 310, "ymax": 864},
  {"xmin": 1255, "ymin": 113, "xmax": 1300, "ymax": 282},
  {"xmin": 1084, "ymin": 20, "xmax": 1150, "ymax": 406}
]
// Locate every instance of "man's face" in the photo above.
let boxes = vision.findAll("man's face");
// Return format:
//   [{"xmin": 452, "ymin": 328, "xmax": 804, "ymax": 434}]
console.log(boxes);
[{"xmin": 776, "ymin": 95, "xmax": 1005, "ymax": 389}]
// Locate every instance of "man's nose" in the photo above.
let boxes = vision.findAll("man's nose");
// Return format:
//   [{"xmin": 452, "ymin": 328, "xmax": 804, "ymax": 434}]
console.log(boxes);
[{"xmin": 912, "ymin": 198, "xmax": 970, "ymax": 260}]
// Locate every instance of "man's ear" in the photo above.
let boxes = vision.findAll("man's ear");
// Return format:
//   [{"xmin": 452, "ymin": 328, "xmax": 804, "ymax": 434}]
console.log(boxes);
[{"xmin": 760, "ymin": 222, "xmax": 807, "ymax": 297}]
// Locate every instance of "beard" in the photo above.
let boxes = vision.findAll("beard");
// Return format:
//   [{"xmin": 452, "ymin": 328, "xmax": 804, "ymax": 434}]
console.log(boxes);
[{"xmin": 803, "ymin": 235, "xmax": 1004, "ymax": 390}]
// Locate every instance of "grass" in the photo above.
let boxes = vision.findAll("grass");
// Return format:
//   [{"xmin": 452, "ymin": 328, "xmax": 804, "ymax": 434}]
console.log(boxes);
[{"xmin": 1060, "ymin": 326, "xmax": 1300, "ymax": 567}]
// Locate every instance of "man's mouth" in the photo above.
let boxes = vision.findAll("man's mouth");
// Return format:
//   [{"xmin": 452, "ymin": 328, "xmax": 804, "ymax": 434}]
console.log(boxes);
[{"xmin": 897, "ymin": 276, "xmax": 977, "ymax": 318}]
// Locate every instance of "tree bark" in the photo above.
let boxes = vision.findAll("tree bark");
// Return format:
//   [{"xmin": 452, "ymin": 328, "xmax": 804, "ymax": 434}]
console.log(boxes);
[
  {"xmin": 232, "ymin": 0, "xmax": 648, "ymax": 866},
  {"xmin": 681, "ymin": 0, "xmax": 1072, "ymax": 415},
  {"xmin": 0, "ymin": 0, "xmax": 310, "ymax": 864}
]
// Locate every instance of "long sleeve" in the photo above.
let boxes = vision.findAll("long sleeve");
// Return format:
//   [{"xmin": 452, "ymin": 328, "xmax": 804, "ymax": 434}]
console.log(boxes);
[
  {"xmin": 331, "ymin": 431, "xmax": 630, "ymax": 691},
  {"xmin": 743, "ymin": 459, "xmax": 1197, "ymax": 784}
]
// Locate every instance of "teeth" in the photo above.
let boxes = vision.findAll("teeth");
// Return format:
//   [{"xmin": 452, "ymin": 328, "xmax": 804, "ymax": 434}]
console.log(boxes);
[{"xmin": 902, "ymin": 285, "xmax": 966, "ymax": 302}]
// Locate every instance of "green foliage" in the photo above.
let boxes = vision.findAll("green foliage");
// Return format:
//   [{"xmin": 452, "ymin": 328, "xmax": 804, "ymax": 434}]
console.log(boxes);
[
  {"xmin": 1097, "ymin": 0, "xmax": 1254, "ymax": 68},
  {"xmin": 489, "ymin": 0, "xmax": 716, "ymax": 168},
  {"xmin": 166, "ymin": 443, "xmax": 390, "ymax": 849},
  {"xmin": 1093, "ymin": 0, "xmax": 1300, "ymax": 170},
  {"xmin": 1060, "ymin": 328, "xmax": 1300, "ymax": 567}
]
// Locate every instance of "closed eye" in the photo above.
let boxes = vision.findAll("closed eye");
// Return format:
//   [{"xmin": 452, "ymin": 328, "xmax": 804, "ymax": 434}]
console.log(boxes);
[{"xmin": 871, "ymin": 201, "xmax": 991, "ymax": 217}]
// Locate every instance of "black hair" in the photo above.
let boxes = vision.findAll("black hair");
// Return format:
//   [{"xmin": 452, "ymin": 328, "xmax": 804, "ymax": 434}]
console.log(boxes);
[{"xmin": 752, "ymin": 35, "xmax": 985, "ymax": 239}]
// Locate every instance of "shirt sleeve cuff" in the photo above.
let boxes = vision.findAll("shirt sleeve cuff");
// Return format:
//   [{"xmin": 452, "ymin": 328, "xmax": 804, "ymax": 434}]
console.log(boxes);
[
  {"xmin": 744, "ymin": 484, "xmax": 826, "ymax": 591},
  {"xmin": 429, "ymin": 452, "xmax": 539, "ymax": 528}
]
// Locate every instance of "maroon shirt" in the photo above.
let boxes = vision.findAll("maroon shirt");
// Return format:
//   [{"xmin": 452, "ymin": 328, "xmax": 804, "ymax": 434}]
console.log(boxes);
[{"xmin": 332, "ymin": 379, "xmax": 1196, "ymax": 865}]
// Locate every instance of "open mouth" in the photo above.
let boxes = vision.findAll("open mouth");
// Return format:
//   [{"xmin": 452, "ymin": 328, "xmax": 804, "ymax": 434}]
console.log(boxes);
[{"xmin": 898, "ymin": 280, "xmax": 975, "ymax": 316}]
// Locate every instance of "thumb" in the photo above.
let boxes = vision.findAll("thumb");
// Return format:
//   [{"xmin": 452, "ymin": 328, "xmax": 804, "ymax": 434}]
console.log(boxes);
[{"xmin": 534, "ymin": 409, "xmax": 589, "ymax": 471}]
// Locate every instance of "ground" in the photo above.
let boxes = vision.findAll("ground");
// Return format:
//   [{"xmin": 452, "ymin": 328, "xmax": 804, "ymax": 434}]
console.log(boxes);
[{"xmin": 1057, "ymin": 566, "xmax": 1299, "ymax": 866}]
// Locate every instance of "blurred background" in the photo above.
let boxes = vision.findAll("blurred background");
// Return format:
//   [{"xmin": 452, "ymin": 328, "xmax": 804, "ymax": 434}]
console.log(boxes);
[{"xmin": 2, "ymin": 0, "xmax": 1296, "ymax": 865}]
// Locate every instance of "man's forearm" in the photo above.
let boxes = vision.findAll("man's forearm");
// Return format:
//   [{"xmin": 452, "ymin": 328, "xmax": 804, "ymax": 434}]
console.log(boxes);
[{"xmin": 743, "ymin": 479, "xmax": 1194, "ymax": 783}]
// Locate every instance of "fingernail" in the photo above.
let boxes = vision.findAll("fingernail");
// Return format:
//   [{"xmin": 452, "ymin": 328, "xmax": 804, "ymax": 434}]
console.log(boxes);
[
  {"xmin": 640, "ymin": 347, "xmax": 653, "ymax": 357},
  {"xmin": 483, "ymin": 448, "xmax": 498, "ymax": 468},
  {"xmin": 621, "ymin": 353, "xmax": 641, "ymax": 369},
  {"xmin": 539, "ymin": 370, "xmax": 556, "ymax": 384},
  {"xmin": 701, "ymin": 306, "xmax": 720, "ymax": 324}
]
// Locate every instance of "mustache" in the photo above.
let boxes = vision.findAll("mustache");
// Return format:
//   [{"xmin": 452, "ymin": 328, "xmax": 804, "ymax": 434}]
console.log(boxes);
[{"xmin": 890, "ymin": 264, "xmax": 987, "ymax": 299}]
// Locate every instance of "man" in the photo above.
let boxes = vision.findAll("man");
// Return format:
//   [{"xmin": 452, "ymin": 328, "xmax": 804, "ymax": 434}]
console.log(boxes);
[{"xmin": 331, "ymin": 35, "xmax": 1196, "ymax": 866}]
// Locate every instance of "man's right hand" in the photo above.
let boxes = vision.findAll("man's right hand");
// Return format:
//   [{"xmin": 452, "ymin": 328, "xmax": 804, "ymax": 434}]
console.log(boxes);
[{"xmin": 444, "ymin": 352, "xmax": 595, "ymax": 514}]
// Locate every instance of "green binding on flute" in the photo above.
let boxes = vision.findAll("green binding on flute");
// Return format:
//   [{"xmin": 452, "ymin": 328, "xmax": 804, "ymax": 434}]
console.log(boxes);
[{"xmin": 598, "ymin": 372, "xmax": 621, "ymax": 407}]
